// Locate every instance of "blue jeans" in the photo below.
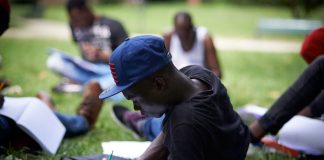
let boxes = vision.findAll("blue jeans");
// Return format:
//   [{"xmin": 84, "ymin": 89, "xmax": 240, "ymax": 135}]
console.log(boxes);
[
  {"xmin": 54, "ymin": 112, "xmax": 90, "ymax": 137},
  {"xmin": 143, "ymin": 115, "xmax": 164, "ymax": 141},
  {"xmin": 47, "ymin": 49, "xmax": 124, "ymax": 101}
]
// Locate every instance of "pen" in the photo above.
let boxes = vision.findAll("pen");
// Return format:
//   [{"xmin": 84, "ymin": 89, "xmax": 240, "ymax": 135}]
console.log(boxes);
[{"xmin": 108, "ymin": 150, "xmax": 114, "ymax": 160}]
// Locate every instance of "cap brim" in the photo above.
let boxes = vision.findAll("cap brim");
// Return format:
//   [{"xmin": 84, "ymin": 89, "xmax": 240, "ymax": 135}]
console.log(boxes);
[{"xmin": 99, "ymin": 82, "xmax": 134, "ymax": 100}]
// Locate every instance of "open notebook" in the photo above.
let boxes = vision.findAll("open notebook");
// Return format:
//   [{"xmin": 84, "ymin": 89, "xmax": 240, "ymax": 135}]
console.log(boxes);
[{"xmin": 0, "ymin": 97, "xmax": 66, "ymax": 154}]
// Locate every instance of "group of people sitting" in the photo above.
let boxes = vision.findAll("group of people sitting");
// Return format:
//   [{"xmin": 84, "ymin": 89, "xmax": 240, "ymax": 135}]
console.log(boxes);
[{"xmin": 1, "ymin": 0, "xmax": 324, "ymax": 159}]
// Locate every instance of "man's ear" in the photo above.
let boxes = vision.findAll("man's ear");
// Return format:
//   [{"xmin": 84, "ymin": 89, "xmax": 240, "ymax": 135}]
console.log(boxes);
[{"xmin": 153, "ymin": 76, "xmax": 167, "ymax": 91}]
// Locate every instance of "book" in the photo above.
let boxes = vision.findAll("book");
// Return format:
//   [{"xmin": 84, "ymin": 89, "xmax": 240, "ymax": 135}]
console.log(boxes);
[
  {"xmin": 102, "ymin": 141, "xmax": 151, "ymax": 159},
  {"xmin": 0, "ymin": 97, "xmax": 66, "ymax": 154}
]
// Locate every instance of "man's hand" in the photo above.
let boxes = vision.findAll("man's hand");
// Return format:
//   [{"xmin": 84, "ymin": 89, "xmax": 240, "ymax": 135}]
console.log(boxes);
[
  {"xmin": 81, "ymin": 42, "xmax": 110, "ymax": 63},
  {"xmin": 138, "ymin": 132, "xmax": 168, "ymax": 160}
]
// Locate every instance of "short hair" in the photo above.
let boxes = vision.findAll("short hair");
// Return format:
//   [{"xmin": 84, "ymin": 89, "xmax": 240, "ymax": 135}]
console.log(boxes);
[
  {"xmin": 174, "ymin": 11, "xmax": 192, "ymax": 25},
  {"xmin": 66, "ymin": 0, "xmax": 88, "ymax": 12}
]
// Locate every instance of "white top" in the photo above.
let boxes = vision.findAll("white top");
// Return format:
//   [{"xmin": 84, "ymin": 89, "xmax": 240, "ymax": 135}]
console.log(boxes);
[{"xmin": 169, "ymin": 26, "xmax": 208, "ymax": 69}]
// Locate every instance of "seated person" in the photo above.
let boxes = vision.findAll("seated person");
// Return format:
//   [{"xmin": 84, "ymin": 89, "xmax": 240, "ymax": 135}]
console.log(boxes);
[
  {"xmin": 0, "ymin": 81, "xmax": 103, "ymax": 152},
  {"xmin": 249, "ymin": 27, "xmax": 324, "ymax": 153},
  {"xmin": 163, "ymin": 11, "xmax": 222, "ymax": 78},
  {"xmin": 0, "ymin": 0, "xmax": 9, "ymax": 67},
  {"xmin": 238, "ymin": 104, "xmax": 324, "ymax": 156},
  {"xmin": 47, "ymin": 0, "xmax": 127, "ymax": 98},
  {"xmin": 0, "ymin": 0, "xmax": 9, "ymax": 36},
  {"xmin": 99, "ymin": 35, "xmax": 249, "ymax": 159},
  {"xmin": 111, "ymin": 11, "xmax": 223, "ymax": 141}
]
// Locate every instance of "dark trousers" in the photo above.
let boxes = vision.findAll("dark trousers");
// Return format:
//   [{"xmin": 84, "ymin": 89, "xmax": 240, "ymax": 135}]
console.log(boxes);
[{"xmin": 259, "ymin": 55, "xmax": 324, "ymax": 135}]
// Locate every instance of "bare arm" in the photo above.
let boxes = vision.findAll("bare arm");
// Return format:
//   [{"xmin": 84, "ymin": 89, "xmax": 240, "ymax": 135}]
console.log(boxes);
[
  {"xmin": 203, "ymin": 34, "xmax": 222, "ymax": 78},
  {"xmin": 138, "ymin": 132, "xmax": 168, "ymax": 160},
  {"xmin": 162, "ymin": 32, "xmax": 172, "ymax": 51}
]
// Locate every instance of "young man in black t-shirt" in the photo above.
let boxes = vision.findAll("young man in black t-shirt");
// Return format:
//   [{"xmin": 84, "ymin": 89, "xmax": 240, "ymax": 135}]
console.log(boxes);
[
  {"xmin": 47, "ymin": 0, "xmax": 128, "ymax": 98},
  {"xmin": 99, "ymin": 35, "xmax": 249, "ymax": 160}
]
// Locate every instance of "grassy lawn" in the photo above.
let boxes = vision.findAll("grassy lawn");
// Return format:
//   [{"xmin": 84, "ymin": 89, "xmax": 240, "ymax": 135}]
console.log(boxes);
[
  {"xmin": 0, "ymin": 37, "xmax": 306, "ymax": 159},
  {"xmin": 11, "ymin": 2, "xmax": 324, "ymax": 39}
]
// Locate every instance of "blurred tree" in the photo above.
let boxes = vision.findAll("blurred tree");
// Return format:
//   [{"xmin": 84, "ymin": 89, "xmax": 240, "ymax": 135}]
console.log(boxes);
[
  {"xmin": 206, "ymin": 0, "xmax": 323, "ymax": 18},
  {"xmin": 11, "ymin": 0, "xmax": 44, "ymax": 18},
  {"xmin": 287, "ymin": 0, "xmax": 324, "ymax": 18}
]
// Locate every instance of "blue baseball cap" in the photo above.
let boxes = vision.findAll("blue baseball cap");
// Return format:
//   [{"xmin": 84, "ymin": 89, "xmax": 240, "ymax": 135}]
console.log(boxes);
[{"xmin": 99, "ymin": 35, "xmax": 172, "ymax": 100}]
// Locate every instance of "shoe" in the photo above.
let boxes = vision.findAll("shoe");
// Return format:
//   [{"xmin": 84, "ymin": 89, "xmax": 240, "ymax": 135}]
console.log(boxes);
[
  {"xmin": 237, "ymin": 104, "xmax": 267, "ymax": 126},
  {"xmin": 261, "ymin": 135, "xmax": 300, "ymax": 158},
  {"xmin": 36, "ymin": 91, "xmax": 55, "ymax": 110},
  {"xmin": 77, "ymin": 81, "xmax": 103, "ymax": 128},
  {"xmin": 1, "ymin": 85, "xmax": 23, "ymax": 95},
  {"xmin": 0, "ymin": 79, "xmax": 10, "ymax": 92},
  {"xmin": 112, "ymin": 105, "xmax": 144, "ymax": 138},
  {"xmin": 52, "ymin": 79, "xmax": 83, "ymax": 93}
]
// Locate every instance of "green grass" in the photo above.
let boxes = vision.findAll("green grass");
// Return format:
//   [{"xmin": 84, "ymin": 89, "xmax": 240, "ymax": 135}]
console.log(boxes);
[
  {"xmin": 221, "ymin": 50, "xmax": 306, "ymax": 108},
  {"xmin": 11, "ymin": 2, "xmax": 324, "ymax": 39},
  {"xmin": 0, "ymin": 37, "xmax": 307, "ymax": 159}
]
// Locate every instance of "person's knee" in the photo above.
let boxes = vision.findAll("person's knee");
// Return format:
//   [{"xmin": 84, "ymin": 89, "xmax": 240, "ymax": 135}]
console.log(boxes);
[
  {"xmin": 309, "ymin": 55, "xmax": 324, "ymax": 73},
  {"xmin": 47, "ymin": 54, "xmax": 65, "ymax": 72},
  {"xmin": 313, "ymin": 55, "xmax": 324, "ymax": 65}
]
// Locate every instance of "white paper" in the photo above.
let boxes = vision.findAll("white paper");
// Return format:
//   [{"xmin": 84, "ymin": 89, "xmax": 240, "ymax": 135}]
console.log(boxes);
[
  {"xmin": 278, "ymin": 115, "xmax": 324, "ymax": 155},
  {"xmin": 0, "ymin": 97, "xmax": 32, "ymax": 120},
  {"xmin": 102, "ymin": 141, "xmax": 151, "ymax": 159},
  {"xmin": 0, "ymin": 97, "xmax": 66, "ymax": 154}
]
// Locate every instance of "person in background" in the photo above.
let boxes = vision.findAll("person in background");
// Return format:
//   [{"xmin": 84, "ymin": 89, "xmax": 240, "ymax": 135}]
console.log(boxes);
[
  {"xmin": 249, "ymin": 27, "xmax": 324, "ymax": 146},
  {"xmin": 47, "ymin": 0, "xmax": 128, "ymax": 97},
  {"xmin": 163, "ymin": 11, "xmax": 222, "ymax": 78},
  {"xmin": 0, "ymin": 0, "xmax": 9, "ymax": 36},
  {"xmin": 0, "ymin": 0, "xmax": 103, "ymax": 153},
  {"xmin": 99, "ymin": 35, "xmax": 249, "ymax": 159},
  {"xmin": 0, "ymin": 0, "xmax": 10, "ymax": 68},
  {"xmin": 0, "ymin": 82, "xmax": 104, "ymax": 152}
]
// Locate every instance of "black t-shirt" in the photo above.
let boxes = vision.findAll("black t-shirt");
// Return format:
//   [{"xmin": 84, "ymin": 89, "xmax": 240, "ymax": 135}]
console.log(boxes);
[
  {"xmin": 162, "ymin": 65, "xmax": 250, "ymax": 160},
  {"xmin": 70, "ymin": 16, "xmax": 128, "ymax": 62}
]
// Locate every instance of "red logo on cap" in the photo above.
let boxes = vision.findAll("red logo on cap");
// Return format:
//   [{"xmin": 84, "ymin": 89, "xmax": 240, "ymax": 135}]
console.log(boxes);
[{"xmin": 110, "ymin": 63, "xmax": 119, "ymax": 83}]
